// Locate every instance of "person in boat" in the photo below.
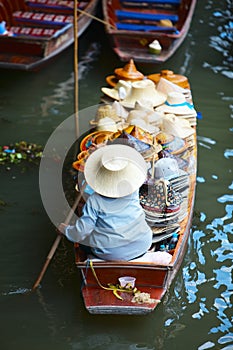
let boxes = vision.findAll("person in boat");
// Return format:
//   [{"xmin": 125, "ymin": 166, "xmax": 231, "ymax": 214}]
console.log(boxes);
[{"xmin": 58, "ymin": 144, "xmax": 152, "ymax": 261}]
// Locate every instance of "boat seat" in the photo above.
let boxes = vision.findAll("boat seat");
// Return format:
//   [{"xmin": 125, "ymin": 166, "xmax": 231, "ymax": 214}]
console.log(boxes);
[
  {"xmin": 116, "ymin": 22, "xmax": 179, "ymax": 33},
  {"xmin": 25, "ymin": 0, "xmax": 88, "ymax": 14},
  {"xmin": 86, "ymin": 251, "xmax": 173, "ymax": 266},
  {"xmin": 10, "ymin": 23, "xmax": 72, "ymax": 38},
  {"xmin": 12, "ymin": 10, "xmax": 73, "ymax": 27},
  {"xmin": 116, "ymin": 10, "xmax": 179, "ymax": 23},
  {"xmin": 120, "ymin": 0, "xmax": 180, "ymax": 5}
]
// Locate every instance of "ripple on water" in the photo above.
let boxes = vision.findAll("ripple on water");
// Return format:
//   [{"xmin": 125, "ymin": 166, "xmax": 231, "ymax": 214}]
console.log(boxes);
[
  {"xmin": 203, "ymin": 3, "xmax": 233, "ymax": 79},
  {"xmin": 181, "ymin": 197, "xmax": 233, "ymax": 347}
]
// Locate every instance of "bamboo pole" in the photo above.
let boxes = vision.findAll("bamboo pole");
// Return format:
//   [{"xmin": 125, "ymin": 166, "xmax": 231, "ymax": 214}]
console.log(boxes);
[
  {"xmin": 58, "ymin": 2, "xmax": 115, "ymax": 30},
  {"xmin": 74, "ymin": 0, "xmax": 79, "ymax": 139},
  {"xmin": 32, "ymin": 0, "xmax": 81, "ymax": 291},
  {"xmin": 32, "ymin": 186, "xmax": 85, "ymax": 290}
]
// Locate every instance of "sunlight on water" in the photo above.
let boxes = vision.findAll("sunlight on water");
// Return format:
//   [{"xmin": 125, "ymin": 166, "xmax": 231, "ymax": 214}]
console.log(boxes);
[
  {"xmin": 1, "ymin": 2, "xmax": 233, "ymax": 349},
  {"xmin": 2, "ymin": 287, "xmax": 30, "ymax": 295},
  {"xmin": 182, "ymin": 201, "xmax": 233, "ymax": 349},
  {"xmin": 40, "ymin": 42, "xmax": 101, "ymax": 117},
  {"xmin": 203, "ymin": 1, "xmax": 233, "ymax": 79},
  {"xmin": 224, "ymin": 149, "xmax": 233, "ymax": 159},
  {"xmin": 78, "ymin": 42, "xmax": 101, "ymax": 79}
]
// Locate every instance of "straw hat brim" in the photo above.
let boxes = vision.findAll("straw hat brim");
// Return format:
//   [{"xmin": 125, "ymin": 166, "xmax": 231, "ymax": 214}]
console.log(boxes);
[
  {"xmin": 162, "ymin": 114, "xmax": 195, "ymax": 139},
  {"xmin": 156, "ymin": 103, "xmax": 197, "ymax": 116},
  {"xmin": 156, "ymin": 77, "xmax": 188, "ymax": 96},
  {"xmin": 84, "ymin": 145, "xmax": 147, "ymax": 198},
  {"xmin": 80, "ymin": 131, "xmax": 113, "ymax": 151},
  {"xmin": 89, "ymin": 116, "xmax": 122, "ymax": 126},
  {"xmin": 120, "ymin": 91, "xmax": 166, "ymax": 109},
  {"xmin": 101, "ymin": 87, "xmax": 120, "ymax": 101},
  {"xmin": 106, "ymin": 75, "xmax": 119, "ymax": 87}
]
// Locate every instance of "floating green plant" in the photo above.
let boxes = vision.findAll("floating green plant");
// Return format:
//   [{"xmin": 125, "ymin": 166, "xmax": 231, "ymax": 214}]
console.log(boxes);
[{"xmin": 0, "ymin": 141, "xmax": 43, "ymax": 165}]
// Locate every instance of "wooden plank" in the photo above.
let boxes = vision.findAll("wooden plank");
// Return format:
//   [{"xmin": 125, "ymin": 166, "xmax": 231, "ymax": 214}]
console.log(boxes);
[
  {"xmin": 82, "ymin": 286, "xmax": 165, "ymax": 315},
  {"xmin": 116, "ymin": 22, "xmax": 178, "ymax": 32},
  {"xmin": 116, "ymin": 10, "xmax": 179, "ymax": 22},
  {"xmin": 120, "ymin": 0, "xmax": 180, "ymax": 4}
]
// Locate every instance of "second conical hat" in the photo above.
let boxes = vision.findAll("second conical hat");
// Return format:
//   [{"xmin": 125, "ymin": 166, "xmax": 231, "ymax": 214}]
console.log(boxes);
[{"xmin": 114, "ymin": 59, "xmax": 144, "ymax": 81}]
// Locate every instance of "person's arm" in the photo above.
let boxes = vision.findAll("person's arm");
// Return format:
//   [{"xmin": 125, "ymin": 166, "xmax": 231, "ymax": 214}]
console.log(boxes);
[{"xmin": 58, "ymin": 197, "xmax": 98, "ymax": 243}]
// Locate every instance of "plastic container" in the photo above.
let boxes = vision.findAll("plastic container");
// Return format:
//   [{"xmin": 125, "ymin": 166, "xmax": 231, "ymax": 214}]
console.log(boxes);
[
  {"xmin": 169, "ymin": 233, "xmax": 179, "ymax": 250},
  {"xmin": 159, "ymin": 244, "xmax": 169, "ymax": 252},
  {"xmin": 118, "ymin": 276, "xmax": 136, "ymax": 288}
]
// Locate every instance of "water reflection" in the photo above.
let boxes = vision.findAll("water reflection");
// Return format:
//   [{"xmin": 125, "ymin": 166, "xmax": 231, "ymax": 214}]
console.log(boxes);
[
  {"xmin": 41, "ymin": 42, "xmax": 101, "ymax": 117},
  {"xmin": 181, "ymin": 202, "xmax": 233, "ymax": 349},
  {"xmin": 203, "ymin": 1, "xmax": 233, "ymax": 79}
]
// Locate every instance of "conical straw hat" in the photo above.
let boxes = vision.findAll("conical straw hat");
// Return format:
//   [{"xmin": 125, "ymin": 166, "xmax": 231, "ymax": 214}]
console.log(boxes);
[
  {"xmin": 114, "ymin": 59, "xmax": 144, "ymax": 81},
  {"xmin": 84, "ymin": 144, "xmax": 147, "ymax": 198}
]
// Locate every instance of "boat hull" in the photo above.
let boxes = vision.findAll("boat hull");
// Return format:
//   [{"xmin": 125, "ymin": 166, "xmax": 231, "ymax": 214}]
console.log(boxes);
[
  {"xmin": 0, "ymin": 0, "xmax": 99, "ymax": 70},
  {"xmin": 72, "ymin": 61, "xmax": 197, "ymax": 314},
  {"xmin": 76, "ymin": 170, "xmax": 196, "ymax": 315},
  {"xmin": 102, "ymin": 0, "xmax": 197, "ymax": 63},
  {"xmin": 78, "ymin": 262, "xmax": 168, "ymax": 315}
]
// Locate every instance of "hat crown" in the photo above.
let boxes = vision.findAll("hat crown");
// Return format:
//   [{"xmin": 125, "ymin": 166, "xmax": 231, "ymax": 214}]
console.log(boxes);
[
  {"xmin": 95, "ymin": 104, "xmax": 118, "ymax": 121},
  {"xmin": 114, "ymin": 59, "xmax": 144, "ymax": 80},
  {"xmin": 131, "ymin": 80, "xmax": 155, "ymax": 100},
  {"xmin": 84, "ymin": 144, "xmax": 147, "ymax": 197},
  {"xmin": 97, "ymin": 117, "xmax": 117, "ymax": 132},
  {"xmin": 115, "ymin": 79, "xmax": 132, "ymax": 89},
  {"xmin": 166, "ymin": 92, "xmax": 186, "ymax": 105},
  {"xmin": 102, "ymin": 151, "xmax": 128, "ymax": 171},
  {"xmin": 120, "ymin": 79, "xmax": 166, "ymax": 108}
]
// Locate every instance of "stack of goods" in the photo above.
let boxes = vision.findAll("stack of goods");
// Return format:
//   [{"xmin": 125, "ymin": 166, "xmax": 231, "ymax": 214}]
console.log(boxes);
[
  {"xmin": 110, "ymin": 125, "xmax": 162, "ymax": 162},
  {"xmin": 155, "ymin": 91, "xmax": 197, "ymax": 127},
  {"xmin": 139, "ymin": 179, "xmax": 182, "ymax": 245},
  {"xmin": 74, "ymin": 62, "xmax": 197, "ymax": 241},
  {"xmin": 154, "ymin": 152, "xmax": 190, "ymax": 223}
]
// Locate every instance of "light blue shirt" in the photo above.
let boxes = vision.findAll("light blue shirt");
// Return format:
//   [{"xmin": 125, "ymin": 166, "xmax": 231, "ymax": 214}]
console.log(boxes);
[{"xmin": 65, "ymin": 190, "xmax": 152, "ymax": 260}]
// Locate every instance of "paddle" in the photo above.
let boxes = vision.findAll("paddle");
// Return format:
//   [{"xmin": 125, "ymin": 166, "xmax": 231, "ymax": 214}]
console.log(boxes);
[{"xmin": 32, "ymin": 184, "xmax": 86, "ymax": 290}]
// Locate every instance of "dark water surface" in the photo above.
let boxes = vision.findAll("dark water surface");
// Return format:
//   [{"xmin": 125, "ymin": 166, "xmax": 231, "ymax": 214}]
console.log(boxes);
[{"xmin": 0, "ymin": 1, "xmax": 232, "ymax": 349}]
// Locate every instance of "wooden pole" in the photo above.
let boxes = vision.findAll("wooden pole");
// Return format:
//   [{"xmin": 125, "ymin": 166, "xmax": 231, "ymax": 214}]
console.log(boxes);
[
  {"xmin": 32, "ymin": 186, "xmax": 85, "ymax": 291},
  {"xmin": 74, "ymin": 0, "xmax": 79, "ymax": 139},
  {"xmin": 32, "ymin": 0, "xmax": 81, "ymax": 291}
]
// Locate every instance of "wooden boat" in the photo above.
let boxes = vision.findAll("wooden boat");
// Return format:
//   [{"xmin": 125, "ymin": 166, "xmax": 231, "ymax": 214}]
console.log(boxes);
[
  {"xmin": 0, "ymin": 0, "xmax": 99, "ymax": 70},
  {"xmin": 102, "ymin": 0, "xmax": 197, "ymax": 63},
  {"xmin": 73, "ymin": 64, "xmax": 197, "ymax": 315}
]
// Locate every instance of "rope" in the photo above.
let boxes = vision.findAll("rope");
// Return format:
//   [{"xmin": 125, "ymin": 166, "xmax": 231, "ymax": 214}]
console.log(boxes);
[
  {"xmin": 58, "ymin": 1, "xmax": 116, "ymax": 30},
  {"xmin": 77, "ymin": 8, "xmax": 116, "ymax": 30},
  {"xmin": 88, "ymin": 260, "xmax": 137, "ymax": 300}
]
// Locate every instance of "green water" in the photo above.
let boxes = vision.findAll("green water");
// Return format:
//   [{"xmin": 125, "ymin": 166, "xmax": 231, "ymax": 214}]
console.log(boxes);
[{"xmin": 0, "ymin": 1, "xmax": 232, "ymax": 349}]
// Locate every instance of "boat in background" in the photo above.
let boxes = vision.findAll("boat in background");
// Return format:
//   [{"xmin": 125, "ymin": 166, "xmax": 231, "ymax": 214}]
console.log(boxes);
[
  {"xmin": 102, "ymin": 0, "xmax": 197, "ymax": 63},
  {"xmin": 0, "ymin": 0, "xmax": 99, "ymax": 70},
  {"xmin": 73, "ymin": 63, "xmax": 198, "ymax": 315}
]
